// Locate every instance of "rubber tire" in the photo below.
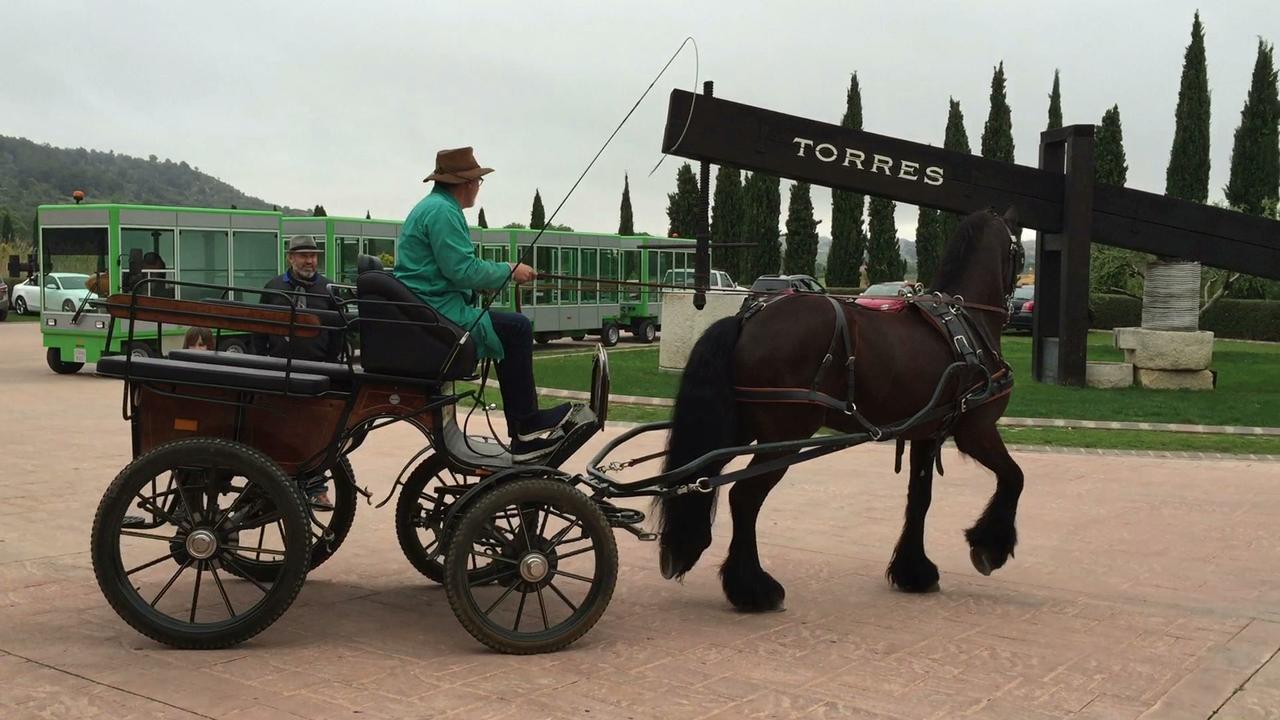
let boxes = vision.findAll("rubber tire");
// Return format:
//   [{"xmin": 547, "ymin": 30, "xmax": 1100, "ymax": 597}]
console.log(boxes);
[
  {"xmin": 62, "ymin": 299, "xmax": 76, "ymax": 312},
  {"xmin": 46, "ymin": 348, "xmax": 83, "ymax": 374},
  {"xmin": 0, "ymin": 308, "xmax": 7, "ymax": 322},
  {"xmin": 226, "ymin": 457, "xmax": 358, "ymax": 582},
  {"xmin": 90, "ymin": 438, "xmax": 310, "ymax": 649},
  {"xmin": 395, "ymin": 455, "xmax": 458, "ymax": 583},
  {"xmin": 535, "ymin": 333, "xmax": 553, "ymax": 345},
  {"xmin": 570, "ymin": 334, "xmax": 587, "ymax": 342},
  {"xmin": 218, "ymin": 337, "xmax": 250, "ymax": 354},
  {"xmin": 444, "ymin": 478, "xmax": 618, "ymax": 654},
  {"xmin": 125, "ymin": 342, "xmax": 155, "ymax": 359},
  {"xmin": 601, "ymin": 324, "xmax": 620, "ymax": 348},
  {"xmin": 635, "ymin": 320, "xmax": 656, "ymax": 344},
  {"xmin": 14, "ymin": 296, "xmax": 29, "ymax": 315}
]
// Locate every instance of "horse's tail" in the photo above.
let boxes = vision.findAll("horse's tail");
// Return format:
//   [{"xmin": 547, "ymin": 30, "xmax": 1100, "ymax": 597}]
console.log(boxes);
[{"xmin": 657, "ymin": 315, "xmax": 742, "ymax": 580}]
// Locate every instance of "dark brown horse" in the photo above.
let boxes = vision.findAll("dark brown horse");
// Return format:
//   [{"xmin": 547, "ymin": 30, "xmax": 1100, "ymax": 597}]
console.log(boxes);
[{"xmin": 657, "ymin": 208, "xmax": 1026, "ymax": 611}]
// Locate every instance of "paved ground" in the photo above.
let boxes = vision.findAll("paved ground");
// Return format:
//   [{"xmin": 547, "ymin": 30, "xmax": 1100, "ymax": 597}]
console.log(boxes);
[{"xmin": 2, "ymin": 321, "xmax": 1279, "ymax": 719}]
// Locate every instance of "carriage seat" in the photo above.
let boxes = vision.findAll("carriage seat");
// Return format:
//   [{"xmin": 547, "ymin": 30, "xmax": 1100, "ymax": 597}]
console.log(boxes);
[
  {"xmin": 96, "ymin": 355, "xmax": 331, "ymax": 395},
  {"xmin": 355, "ymin": 266, "xmax": 477, "ymax": 381},
  {"xmin": 166, "ymin": 350, "xmax": 359, "ymax": 385}
]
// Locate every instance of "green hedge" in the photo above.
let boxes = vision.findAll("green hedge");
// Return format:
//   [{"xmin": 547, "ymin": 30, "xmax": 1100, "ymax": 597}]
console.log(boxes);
[{"xmin": 1090, "ymin": 293, "xmax": 1280, "ymax": 341}]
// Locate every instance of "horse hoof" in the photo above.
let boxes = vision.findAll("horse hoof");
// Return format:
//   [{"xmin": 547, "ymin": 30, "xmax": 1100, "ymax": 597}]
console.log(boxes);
[
  {"xmin": 924, "ymin": 581, "xmax": 941, "ymax": 593},
  {"xmin": 659, "ymin": 547, "xmax": 678, "ymax": 580},
  {"xmin": 970, "ymin": 547, "xmax": 995, "ymax": 576}
]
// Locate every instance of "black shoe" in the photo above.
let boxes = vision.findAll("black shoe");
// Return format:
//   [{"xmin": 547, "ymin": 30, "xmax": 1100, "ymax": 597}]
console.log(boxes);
[
  {"xmin": 515, "ymin": 403, "xmax": 574, "ymax": 442},
  {"xmin": 510, "ymin": 435, "xmax": 562, "ymax": 463}
]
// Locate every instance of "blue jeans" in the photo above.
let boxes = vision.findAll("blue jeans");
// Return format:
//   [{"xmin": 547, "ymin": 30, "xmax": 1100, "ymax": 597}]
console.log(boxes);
[{"xmin": 488, "ymin": 311, "xmax": 538, "ymax": 434}]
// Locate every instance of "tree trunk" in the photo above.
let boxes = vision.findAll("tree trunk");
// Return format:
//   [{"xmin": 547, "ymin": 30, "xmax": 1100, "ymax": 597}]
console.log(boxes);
[{"xmin": 1141, "ymin": 259, "xmax": 1200, "ymax": 331}]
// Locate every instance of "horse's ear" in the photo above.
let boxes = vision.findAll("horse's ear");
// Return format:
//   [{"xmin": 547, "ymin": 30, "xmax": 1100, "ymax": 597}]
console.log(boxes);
[{"xmin": 1002, "ymin": 206, "xmax": 1023, "ymax": 237}]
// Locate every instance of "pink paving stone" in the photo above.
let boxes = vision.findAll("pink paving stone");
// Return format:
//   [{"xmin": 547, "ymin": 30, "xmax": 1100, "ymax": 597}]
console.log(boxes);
[{"xmin": 2, "ymin": 321, "xmax": 1280, "ymax": 719}]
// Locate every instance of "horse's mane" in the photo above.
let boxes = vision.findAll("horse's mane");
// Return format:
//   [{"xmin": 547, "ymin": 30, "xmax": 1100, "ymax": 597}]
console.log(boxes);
[{"xmin": 931, "ymin": 210, "xmax": 999, "ymax": 291}]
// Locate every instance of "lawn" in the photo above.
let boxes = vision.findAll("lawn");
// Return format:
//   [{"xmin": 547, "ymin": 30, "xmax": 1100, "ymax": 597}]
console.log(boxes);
[{"xmin": 532, "ymin": 333, "xmax": 1280, "ymax": 428}]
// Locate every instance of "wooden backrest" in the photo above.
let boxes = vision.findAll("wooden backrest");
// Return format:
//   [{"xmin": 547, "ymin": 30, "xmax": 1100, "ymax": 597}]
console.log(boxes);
[{"xmin": 104, "ymin": 293, "xmax": 321, "ymax": 337}]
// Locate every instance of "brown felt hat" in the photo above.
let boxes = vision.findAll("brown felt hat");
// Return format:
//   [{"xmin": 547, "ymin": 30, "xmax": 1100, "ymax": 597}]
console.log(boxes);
[{"xmin": 423, "ymin": 146, "xmax": 494, "ymax": 184}]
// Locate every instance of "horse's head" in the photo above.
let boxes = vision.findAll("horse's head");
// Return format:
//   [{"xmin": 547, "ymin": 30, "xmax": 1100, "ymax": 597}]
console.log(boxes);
[{"xmin": 932, "ymin": 207, "xmax": 1026, "ymax": 314}]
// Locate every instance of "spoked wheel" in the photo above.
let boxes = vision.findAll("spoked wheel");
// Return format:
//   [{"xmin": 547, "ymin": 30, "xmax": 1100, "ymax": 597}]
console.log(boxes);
[
  {"xmin": 395, "ymin": 455, "xmax": 496, "ymax": 584},
  {"xmin": 444, "ymin": 478, "xmax": 618, "ymax": 654},
  {"xmin": 224, "ymin": 457, "xmax": 357, "ymax": 582},
  {"xmin": 90, "ymin": 438, "xmax": 310, "ymax": 649}
]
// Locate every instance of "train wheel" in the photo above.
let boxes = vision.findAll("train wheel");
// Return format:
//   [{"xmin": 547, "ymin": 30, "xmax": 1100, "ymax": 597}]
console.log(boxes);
[
  {"xmin": 635, "ymin": 320, "xmax": 656, "ymax": 344},
  {"xmin": 444, "ymin": 478, "xmax": 617, "ymax": 654},
  {"xmin": 90, "ymin": 438, "xmax": 310, "ymax": 649},
  {"xmin": 223, "ymin": 457, "xmax": 357, "ymax": 582},
  {"xmin": 46, "ymin": 348, "xmax": 83, "ymax": 374},
  {"xmin": 601, "ymin": 324, "xmax": 620, "ymax": 347}
]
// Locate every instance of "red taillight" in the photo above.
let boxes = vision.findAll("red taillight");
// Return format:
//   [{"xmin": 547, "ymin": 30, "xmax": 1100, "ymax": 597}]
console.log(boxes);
[{"xmin": 1022, "ymin": 300, "xmax": 1035, "ymax": 313}]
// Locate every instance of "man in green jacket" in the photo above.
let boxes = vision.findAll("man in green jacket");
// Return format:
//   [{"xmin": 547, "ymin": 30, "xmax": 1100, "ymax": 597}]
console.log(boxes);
[{"xmin": 396, "ymin": 147, "xmax": 573, "ymax": 461}]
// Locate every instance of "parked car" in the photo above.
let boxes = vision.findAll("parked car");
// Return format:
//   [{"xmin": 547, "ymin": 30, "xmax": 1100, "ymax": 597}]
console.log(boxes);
[
  {"xmin": 1007, "ymin": 285, "xmax": 1036, "ymax": 332},
  {"xmin": 747, "ymin": 274, "xmax": 826, "ymax": 299},
  {"xmin": 0, "ymin": 278, "xmax": 8, "ymax": 321},
  {"xmin": 662, "ymin": 268, "xmax": 746, "ymax": 292},
  {"xmin": 854, "ymin": 280, "xmax": 913, "ymax": 310},
  {"xmin": 11, "ymin": 273, "xmax": 96, "ymax": 314}
]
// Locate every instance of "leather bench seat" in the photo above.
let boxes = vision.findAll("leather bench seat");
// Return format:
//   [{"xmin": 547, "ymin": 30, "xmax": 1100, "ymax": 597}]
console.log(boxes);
[{"xmin": 96, "ymin": 355, "xmax": 331, "ymax": 395}]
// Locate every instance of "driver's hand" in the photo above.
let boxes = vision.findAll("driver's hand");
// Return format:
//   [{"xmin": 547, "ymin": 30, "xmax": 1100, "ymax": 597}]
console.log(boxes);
[{"xmin": 511, "ymin": 263, "xmax": 537, "ymax": 284}]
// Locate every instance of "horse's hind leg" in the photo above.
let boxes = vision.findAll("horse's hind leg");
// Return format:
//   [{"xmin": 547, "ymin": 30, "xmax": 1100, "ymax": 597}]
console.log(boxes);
[
  {"xmin": 720, "ymin": 456, "xmax": 790, "ymax": 612},
  {"xmin": 954, "ymin": 422, "xmax": 1024, "ymax": 576},
  {"xmin": 887, "ymin": 438, "xmax": 941, "ymax": 593}
]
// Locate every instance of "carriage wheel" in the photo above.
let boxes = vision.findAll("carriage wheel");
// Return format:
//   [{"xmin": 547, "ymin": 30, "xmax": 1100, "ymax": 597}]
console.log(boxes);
[
  {"xmin": 444, "ymin": 478, "xmax": 618, "ymax": 654},
  {"xmin": 223, "ymin": 457, "xmax": 358, "ymax": 582},
  {"xmin": 90, "ymin": 438, "xmax": 310, "ymax": 649},
  {"xmin": 395, "ymin": 455, "xmax": 501, "ymax": 584}
]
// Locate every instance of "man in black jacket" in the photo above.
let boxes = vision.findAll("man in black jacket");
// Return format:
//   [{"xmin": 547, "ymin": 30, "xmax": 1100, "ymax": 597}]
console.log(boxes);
[{"xmin": 255, "ymin": 235, "xmax": 342, "ymax": 362}]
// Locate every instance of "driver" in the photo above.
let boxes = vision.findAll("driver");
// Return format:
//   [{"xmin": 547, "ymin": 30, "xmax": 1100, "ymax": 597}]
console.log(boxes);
[{"xmin": 395, "ymin": 147, "xmax": 574, "ymax": 462}]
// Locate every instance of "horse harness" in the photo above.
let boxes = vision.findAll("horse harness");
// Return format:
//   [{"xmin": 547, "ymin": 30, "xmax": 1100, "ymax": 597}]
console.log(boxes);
[{"xmin": 734, "ymin": 291, "xmax": 1014, "ymax": 456}]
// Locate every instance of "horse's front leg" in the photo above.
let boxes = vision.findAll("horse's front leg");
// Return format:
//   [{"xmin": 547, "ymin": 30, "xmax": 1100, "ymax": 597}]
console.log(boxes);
[
  {"xmin": 721, "ymin": 456, "xmax": 790, "ymax": 612},
  {"xmin": 955, "ymin": 422, "xmax": 1023, "ymax": 576},
  {"xmin": 887, "ymin": 438, "xmax": 941, "ymax": 592}
]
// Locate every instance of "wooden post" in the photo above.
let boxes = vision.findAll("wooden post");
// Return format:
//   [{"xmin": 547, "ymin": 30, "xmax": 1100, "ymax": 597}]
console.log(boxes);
[
  {"xmin": 694, "ymin": 80, "xmax": 713, "ymax": 310},
  {"xmin": 1033, "ymin": 125, "xmax": 1095, "ymax": 386}
]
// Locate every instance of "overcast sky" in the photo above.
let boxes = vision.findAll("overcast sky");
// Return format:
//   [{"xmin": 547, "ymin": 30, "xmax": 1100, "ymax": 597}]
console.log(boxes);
[{"xmin": 4, "ymin": 1, "xmax": 1277, "ymax": 240}]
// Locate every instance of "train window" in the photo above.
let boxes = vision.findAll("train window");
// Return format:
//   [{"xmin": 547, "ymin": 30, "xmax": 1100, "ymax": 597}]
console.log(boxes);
[
  {"xmin": 178, "ymin": 229, "xmax": 229, "ymax": 301},
  {"xmin": 535, "ymin": 246, "xmax": 556, "ymax": 305},
  {"xmin": 559, "ymin": 248, "xmax": 578, "ymax": 303},
  {"xmin": 599, "ymin": 248, "xmax": 619, "ymax": 303},
  {"xmin": 482, "ymin": 245, "xmax": 511, "ymax": 305},
  {"xmin": 622, "ymin": 249, "xmax": 641, "ymax": 301},
  {"xmin": 121, "ymin": 227, "xmax": 176, "ymax": 294},
  {"xmin": 580, "ymin": 248, "xmax": 598, "ymax": 303},
  {"xmin": 336, "ymin": 235, "xmax": 360, "ymax": 285},
  {"xmin": 366, "ymin": 237, "xmax": 396, "ymax": 266},
  {"xmin": 232, "ymin": 231, "xmax": 278, "ymax": 301},
  {"xmin": 518, "ymin": 244, "xmax": 534, "ymax": 306}
]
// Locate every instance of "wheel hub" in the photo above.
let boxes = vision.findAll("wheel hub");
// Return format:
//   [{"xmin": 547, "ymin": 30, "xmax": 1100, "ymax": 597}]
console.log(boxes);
[
  {"xmin": 518, "ymin": 552, "xmax": 550, "ymax": 583},
  {"xmin": 185, "ymin": 529, "xmax": 219, "ymax": 560}
]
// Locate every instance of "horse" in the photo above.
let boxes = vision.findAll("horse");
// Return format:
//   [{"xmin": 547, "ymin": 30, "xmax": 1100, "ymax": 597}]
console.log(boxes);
[{"xmin": 656, "ymin": 207, "xmax": 1026, "ymax": 611}]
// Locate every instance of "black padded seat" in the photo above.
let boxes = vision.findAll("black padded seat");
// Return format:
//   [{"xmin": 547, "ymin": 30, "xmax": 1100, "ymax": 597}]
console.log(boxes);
[
  {"xmin": 355, "ymin": 270, "xmax": 477, "ymax": 380},
  {"xmin": 97, "ymin": 356, "xmax": 331, "ymax": 395},
  {"xmin": 167, "ymin": 350, "xmax": 357, "ymax": 384}
]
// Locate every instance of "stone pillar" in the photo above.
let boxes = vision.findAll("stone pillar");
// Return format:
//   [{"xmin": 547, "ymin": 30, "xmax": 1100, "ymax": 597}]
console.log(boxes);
[
  {"xmin": 1113, "ymin": 326, "xmax": 1215, "ymax": 390},
  {"xmin": 658, "ymin": 291, "xmax": 742, "ymax": 370}
]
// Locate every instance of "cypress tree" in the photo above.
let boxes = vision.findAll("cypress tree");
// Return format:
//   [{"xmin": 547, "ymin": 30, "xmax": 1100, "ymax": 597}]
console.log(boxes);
[
  {"xmin": 312, "ymin": 205, "xmax": 327, "ymax": 217},
  {"xmin": 915, "ymin": 206, "xmax": 944, "ymax": 287},
  {"xmin": 1047, "ymin": 69, "xmax": 1063, "ymax": 130},
  {"xmin": 1225, "ymin": 40, "xmax": 1279, "ymax": 216},
  {"xmin": 782, "ymin": 182, "xmax": 819, "ymax": 276},
  {"xmin": 865, "ymin": 197, "xmax": 904, "ymax": 283},
  {"xmin": 1091, "ymin": 105, "xmax": 1136, "ymax": 293},
  {"xmin": 710, "ymin": 165, "xmax": 744, "ymax": 280},
  {"xmin": 31, "ymin": 215, "xmax": 38, "ymax": 245},
  {"xmin": 937, "ymin": 99, "xmax": 972, "ymax": 255},
  {"xmin": 982, "ymin": 62, "xmax": 1015, "ymax": 163},
  {"xmin": 618, "ymin": 174, "xmax": 635, "ymax": 235},
  {"xmin": 365, "ymin": 210, "xmax": 372, "ymax": 220},
  {"xmin": 742, "ymin": 172, "xmax": 782, "ymax": 280},
  {"xmin": 829, "ymin": 72, "xmax": 867, "ymax": 287},
  {"xmin": 530, "ymin": 190, "xmax": 546, "ymax": 229},
  {"xmin": 478, "ymin": 207, "xmax": 489, "ymax": 228},
  {"xmin": 0, "ymin": 211, "xmax": 13, "ymax": 244},
  {"xmin": 666, "ymin": 163, "xmax": 700, "ymax": 238},
  {"xmin": 1165, "ymin": 12, "xmax": 1211, "ymax": 202}
]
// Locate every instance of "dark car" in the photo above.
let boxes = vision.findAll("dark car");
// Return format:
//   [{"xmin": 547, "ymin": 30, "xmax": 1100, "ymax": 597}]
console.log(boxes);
[
  {"xmin": 748, "ymin": 274, "xmax": 826, "ymax": 300},
  {"xmin": 0, "ymin": 277, "xmax": 7, "ymax": 320},
  {"xmin": 1006, "ymin": 285, "xmax": 1035, "ymax": 332}
]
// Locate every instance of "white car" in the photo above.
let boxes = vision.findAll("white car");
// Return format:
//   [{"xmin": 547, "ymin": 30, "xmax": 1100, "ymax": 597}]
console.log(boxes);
[
  {"xmin": 661, "ymin": 268, "xmax": 747, "ymax": 292},
  {"xmin": 11, "ymin": 273, "xmax": 96, "ymax": 314}
]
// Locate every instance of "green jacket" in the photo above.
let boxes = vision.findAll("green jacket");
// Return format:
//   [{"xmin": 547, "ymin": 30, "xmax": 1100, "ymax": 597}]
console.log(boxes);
[{"xmin": 394, "ymin": 185, "xmax": 510, "ymax": 359}]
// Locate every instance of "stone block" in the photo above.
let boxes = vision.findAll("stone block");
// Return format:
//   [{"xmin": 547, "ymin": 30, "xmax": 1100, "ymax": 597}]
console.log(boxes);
[
  {"xmin": 1085, "ymin": 361, "xmax": 1133, "ymax": 389},
  {"xmin": 658, "ymin": 291, "xmax": 744, "ymax": 370},
  {"xmin": 1134, "ymin": 368, "xmax": 1215, "ymax": 391},
  {"xmin": 1113, "ymin": 327, "xmax": 1214, "ymax": 370}
]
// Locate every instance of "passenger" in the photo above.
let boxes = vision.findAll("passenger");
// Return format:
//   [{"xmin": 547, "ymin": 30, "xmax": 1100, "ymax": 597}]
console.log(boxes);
[
  {"xmin": 254, "ymin": 236, "xmax": 342, "ymax": 363},
  {"xmin": 396, "ymin": 146, "xmax": 575, "ymax": 462},
  {"xmin": 182, "ymin": 326, "xmax": 214, "ymax": 350}
]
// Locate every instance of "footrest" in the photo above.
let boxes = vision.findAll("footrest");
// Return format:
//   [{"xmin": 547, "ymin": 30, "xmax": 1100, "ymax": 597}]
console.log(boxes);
[{"xmin": 598, "ymin": 502, "xmax": 646, "ymax": 527}]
